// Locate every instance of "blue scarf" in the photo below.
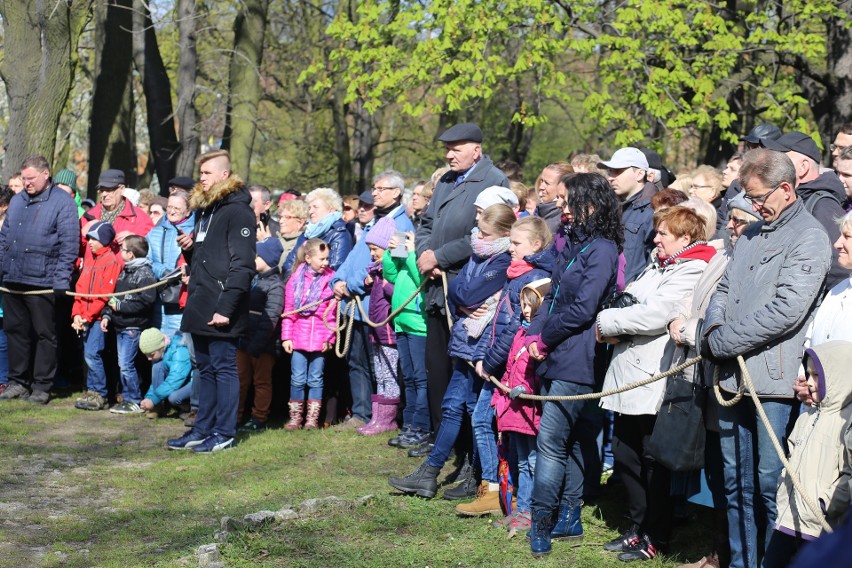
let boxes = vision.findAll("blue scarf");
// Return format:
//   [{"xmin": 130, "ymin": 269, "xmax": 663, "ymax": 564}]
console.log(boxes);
[
  {"xmin": 304, "ymin": 211, "xmax": 342, "ymax": 239},
  {"xmin": 292, "ymin": 263, "xmax": 326, "ymax": 315}
]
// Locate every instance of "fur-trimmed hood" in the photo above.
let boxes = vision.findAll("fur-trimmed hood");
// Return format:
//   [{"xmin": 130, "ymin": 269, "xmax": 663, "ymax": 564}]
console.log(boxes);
[{"xmin": 190, "ymin": 175, "xmax": 245, "ymax": 210}]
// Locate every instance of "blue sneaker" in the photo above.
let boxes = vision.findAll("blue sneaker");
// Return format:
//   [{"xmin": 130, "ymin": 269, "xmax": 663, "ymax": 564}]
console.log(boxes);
[
  {"xmin": 167, "ymin": 429, "xmax": 208, "ymax": 450},
  {"xmin": 192, "ymin": 433, "xmax": 235, "ymax": 453}
]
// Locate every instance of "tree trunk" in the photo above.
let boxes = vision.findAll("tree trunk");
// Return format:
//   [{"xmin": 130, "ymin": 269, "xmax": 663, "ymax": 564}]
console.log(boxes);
[
  {"xmin": 811, "ymin": 2, "xmax": 852, "ymax": 160},
  {"xmin": 88, "ymin": 0, "xmax": 137, "ymax": 193},
  {"xmin": 221, "ymin": 0, "xmax": 270, "ymax": 180},
  {"xmin": 351, "ymin": 99, "xmax": 381, "ymax": 193},
  {"xmin": 330, "ymin": 88, "xmax": 353, "ymax": 193},
  {"xmin": 175, "ymin": 0, "xmax": 200, "ymax": 180},
  {"xmin": 0, "ymin": 0, "xmax": 92, "ymax": 178}
]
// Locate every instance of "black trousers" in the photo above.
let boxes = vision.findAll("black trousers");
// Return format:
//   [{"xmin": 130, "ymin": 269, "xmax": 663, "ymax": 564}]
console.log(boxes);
[
  {"xmin": 425, "ymin": 313, "xmax": 452, "ymax": 433},
  {"xmin": 3, "ymin": 286, "xmax": 58, "ymax": 393},
  {"xmin": 612, "ymin": 413, "xmax": 672, "ymax": 545}
]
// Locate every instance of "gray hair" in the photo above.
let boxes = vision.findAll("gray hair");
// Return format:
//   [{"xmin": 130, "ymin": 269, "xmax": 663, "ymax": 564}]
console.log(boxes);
[
  {"xmin": 169, "ymin": 189, "xmax": 191, "ymax": 210},
  {"xmin": 739, "ymin": 148, "xmax": 796, "ymax": 191},
  {"xmin": 248, "ymin": 184, "xmax": 271, "ymax": 203},
  {"xmin": 279, "ymin": 198, "xmax": 308, "ymax": 220},
  {"xmin": 373, "ymin": 170, "xmax": 405, "ymax": 190},
  {"xmin": 306, "ymin": 187, "xmax": 342, "ymax": 212},
  {"xmin": 839, "ymin": 210, "xmax": 852, "ymax": 233},
  {"xmin": 682, "ymin": 197, "xmax": 718, "ymax": 240}
]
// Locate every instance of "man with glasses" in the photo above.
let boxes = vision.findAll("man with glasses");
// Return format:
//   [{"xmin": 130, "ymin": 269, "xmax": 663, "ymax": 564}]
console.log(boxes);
[
  {"xmin": 831, "ymin": 123, "xmax": 852, "ymax": 165},
  {"xmin": 81, "ymin": 169, "xmax": 154, "ymax": 264},
  {"xmin": 599, "ymin": 147, "xmax": 655, "ymax": 284},
  {"xmin": 331, "ymin": 170, "xmax": 415, "ymax": 429},
  {"xmin": 0, "ymin": 155, "xmax": 79, "ymax": 404},
  {"xmin": 702, "ymin": 148, "xmax": 831, "ymax": 568},
  {"xmin": 761, "ymin": 131, "xmax": 847, "ymax": 290}
]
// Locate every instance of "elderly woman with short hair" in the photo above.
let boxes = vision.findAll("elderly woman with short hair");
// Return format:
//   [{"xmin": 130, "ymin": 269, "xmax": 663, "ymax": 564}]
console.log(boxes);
[
  {"xmin": 276, "ymin": 198, "xmax": 308, "ymax": 271},
  {"xmin": 282, "ymin": 187, "xmax": 353, "ymax": 276}
]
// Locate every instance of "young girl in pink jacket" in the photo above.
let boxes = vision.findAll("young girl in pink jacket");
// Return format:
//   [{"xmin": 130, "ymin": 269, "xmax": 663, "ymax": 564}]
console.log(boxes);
[
  {"xmin": 282, "ymin": 238, "xmax": 336, "ymax": 430},
  {"xmin": 491, "ymin": 278, "xmax": 551, "ymax": 529}
]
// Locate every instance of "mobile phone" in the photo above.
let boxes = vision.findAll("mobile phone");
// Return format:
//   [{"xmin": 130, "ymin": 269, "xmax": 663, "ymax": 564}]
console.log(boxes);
[
  {"xmin": 176, "ymin": 227, "xmax": 185, "ymax": 236},
  {"xmin": 259, "ymin": 211, "xmax": 270, "ymax": 226},
  {"xmin": 391, "ymin": 231, "xmax": 408, "ymax": 258}
]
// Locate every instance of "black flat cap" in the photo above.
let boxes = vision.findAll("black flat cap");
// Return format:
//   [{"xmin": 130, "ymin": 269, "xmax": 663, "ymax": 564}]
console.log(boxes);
[
  {"xmin": 97, "ymin": 169, "xmax": 125, "ymax": 189},
  {"xmin": 760, "ymin": 131, "xmax": 821, "ymax": 163},
  {"xmin": 168, "ymin": 176, "xmax": 196, "ymax": 190},
  {"xmin": 358, "ymin": 190, "xmax": 374, "ymax": 205},
  {"xmin": 437, "ymin": 123, "xmax": 483, "ymax": 143},
  {"xmin": 741, "ymin": 123, "xmax": 782, "ymax": 144}
]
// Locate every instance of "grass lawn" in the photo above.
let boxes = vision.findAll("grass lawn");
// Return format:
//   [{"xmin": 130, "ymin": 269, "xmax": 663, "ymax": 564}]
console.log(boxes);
[{"xmin": 0, "ymin": 392, "xmax": 716, "ymax": 567}]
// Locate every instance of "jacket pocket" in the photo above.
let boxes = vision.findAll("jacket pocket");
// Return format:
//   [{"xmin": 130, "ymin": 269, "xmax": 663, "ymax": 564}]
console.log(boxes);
[{"xmin": 21, "ymin": 246, "xmax": 49, "ymax": 277}]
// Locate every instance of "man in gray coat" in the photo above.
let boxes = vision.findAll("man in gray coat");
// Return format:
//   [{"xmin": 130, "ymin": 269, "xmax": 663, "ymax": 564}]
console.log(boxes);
[
  {"xmin": 412, "ymin": 123, "xmax": 507, "ymax": 483},
  {"xmin": 702, "ymin": 148, "xmax": 831, "ymax": 568}
]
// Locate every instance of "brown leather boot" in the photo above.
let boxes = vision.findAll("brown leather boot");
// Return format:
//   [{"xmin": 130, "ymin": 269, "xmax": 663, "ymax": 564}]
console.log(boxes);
[
  {"xmin": 455, "ymin": 481, "xmax": 503, "ymax": 516},
  {"xmin": 303, "ymin": 399, "xmax": 322, "ymax": 429},
  {"xmin": 285, "ymin": 400, "xmax": 305, "ymax": 430}
]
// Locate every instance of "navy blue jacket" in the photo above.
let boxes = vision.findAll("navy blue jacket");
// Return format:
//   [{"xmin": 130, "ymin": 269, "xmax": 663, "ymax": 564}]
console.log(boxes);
[
  {"xmin": 621, "ymin": 191, "xmax": 654, "ymax": 285},
  {"xmin": 282, "ymin": 218, "xmax": 353, "ymax": 277},
  {"xmin": 527, "ymin": 236, "xmax": 619, "ymax": 385},
  {"xmin": 480, "ymin": 248, "xmax": 556, "ymax": 377},
  {"xmin": 0, "ymin": 184, "xmax": 79, "ymax": 289},
  {"xmin": 446, "ymin": 251, "xmax": 511, "ymax": 360},
  {"xmin": 239, "ymin": 267, "xmax": 285, "ymax": 356}
]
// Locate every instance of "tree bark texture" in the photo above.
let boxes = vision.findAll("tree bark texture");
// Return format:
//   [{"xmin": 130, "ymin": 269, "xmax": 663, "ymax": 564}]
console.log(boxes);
[
  {"xmin": 175, "ymin": 0, "xmax": 200, "ymax": 180},
  {"xmin": 0, "ymin": 0, "xmax": 92, "ymax": 179},
  {"xmin": 88, "ymin": 0, "xmax": 137, "ymax": 193},
  {"xmin": 221, "ymin": 0, "xmax": 270, "ymax": 180}
]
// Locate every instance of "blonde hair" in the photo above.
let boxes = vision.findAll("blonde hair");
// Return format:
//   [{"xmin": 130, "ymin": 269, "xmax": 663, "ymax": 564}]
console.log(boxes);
[
  {"xmin": 511, "ymin": 216, "xmax": 552, "ymax": 251},
  {"xmin": 196, "ymin": 149, "xmax": 231, "ymax": 168},
  {"xmin": 295, "ymin": 238, "xmax": 329, "ymax": 266},
  {"xmin": 682, "ymin": 197, "xmax": 718, "ymax": 240},
  {"xmin": 509, "ymin": 181, "xmax": 528, "ymax": 211},
  {"xmin": 479, "ymin": 204, "xmax": 516, "ymax": 236},
  {"xmin": 279, "ymin": 198, "xmax": 308, "ymax": 220},
  {"xmin": 306, "ymin": 187, "xmax": 342, "ymax": 213}
]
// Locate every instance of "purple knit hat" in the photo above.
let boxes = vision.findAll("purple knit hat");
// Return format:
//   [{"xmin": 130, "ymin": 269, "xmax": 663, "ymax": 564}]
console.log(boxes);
[{"xmin": 364, "ymin": 216, "xmax": 397, "ymax": 249}]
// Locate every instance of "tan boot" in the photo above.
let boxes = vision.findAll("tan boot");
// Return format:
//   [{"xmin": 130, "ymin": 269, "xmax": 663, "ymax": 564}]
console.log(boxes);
[
  {"xmin": 677, "ymin": 554, "xmax": 721, "ymax": 568},
  {"xmin": 303, "ymin": 399, "xmax": 322, "ymax": 430},
  {"xmin": 455, "ymin": 481, "xmax": 503, "ymax": 516},
  {"xmin": 285, "ymin": 400, "xmax": 305, "ymax": 430}
]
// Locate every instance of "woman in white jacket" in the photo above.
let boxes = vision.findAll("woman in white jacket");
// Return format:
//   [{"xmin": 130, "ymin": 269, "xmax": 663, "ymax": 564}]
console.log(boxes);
[{"xmin": 596, "ymin": 206, "xmax": 717, "ymax": 562}]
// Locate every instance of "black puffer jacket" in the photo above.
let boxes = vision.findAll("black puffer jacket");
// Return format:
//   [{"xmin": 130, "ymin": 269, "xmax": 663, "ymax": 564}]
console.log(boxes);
[
  {"xmin": 238, "ymin": 267, "xmax": 285, "ymax": 356},
  {"xmin": 798, "ymin": 171, "xmax": 847, "ymax": 292},
  {"xmin": 101, "ymin": 258, "xmax": 157, "ymax": 329},
  {"xmin": 181, "ymin": 177, "xmax": 256, "ymax": 338}
]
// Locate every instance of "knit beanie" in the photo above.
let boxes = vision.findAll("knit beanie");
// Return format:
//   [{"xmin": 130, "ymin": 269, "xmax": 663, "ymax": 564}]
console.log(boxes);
[
  {"xmin": 139, "ymin": 328, "xmax": 166, "ymax": 354},
  {"xmin": 474, "ymin": 185, "xmax": 519, "ymax": 210},
  {"xmin": 53, "ymin": 168, "xmax": 78, "ymax": 193},
  {"xmin": 86, "ymin": 221, "xmax": 116, "ymax": 247},
  {"xmin": 256, "ymin": 237, "xmax": 284, "ymax": 268},
  {"xmin": 364, "ymin": 215, "xmax": 396, "ymax": 249}
]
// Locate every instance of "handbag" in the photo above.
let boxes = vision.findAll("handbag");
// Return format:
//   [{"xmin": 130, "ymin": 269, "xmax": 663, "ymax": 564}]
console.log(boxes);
[
  {"xmin": 646, "ymin": 364, "xmax": 706, "ymax": 471},
  {"xmin": 601, "ymin": 291, "xmax": 639, "ymax": 311}
]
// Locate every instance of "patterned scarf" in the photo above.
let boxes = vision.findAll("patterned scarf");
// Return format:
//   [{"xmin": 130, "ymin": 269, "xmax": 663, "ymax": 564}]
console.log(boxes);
[
  {"xmin": 470, "ymin": 227, "xmax": 511, "ymax": 258},
  {"xmin": 292, "ymin": 263, "xmax": 326, "ymax": 315}
]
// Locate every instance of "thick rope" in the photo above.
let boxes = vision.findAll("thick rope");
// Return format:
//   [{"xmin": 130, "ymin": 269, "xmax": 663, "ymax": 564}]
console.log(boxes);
[
  {"xmin": 352, "ymin": 279, "xmax": 428, "ymax": 328},
  {"xmin": 333, "ymin": 301, "xmax": 356, "ymax": 358},
  {"xmin": 0, "ymin": 278, "xmax": 172, "ymax": 298},
  {"xmin": 280, "ymin": 295, "xmax": 336, "ymax": 318}
]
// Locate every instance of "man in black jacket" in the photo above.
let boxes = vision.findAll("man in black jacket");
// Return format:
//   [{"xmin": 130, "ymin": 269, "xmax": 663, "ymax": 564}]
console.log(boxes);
[{"xmin": 168, "ymin": 150, "xmax": 256, "ymax": 452}]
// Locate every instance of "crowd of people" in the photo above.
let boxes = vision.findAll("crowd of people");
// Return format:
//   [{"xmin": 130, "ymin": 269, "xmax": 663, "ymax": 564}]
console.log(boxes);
[{"xmin": 1, "ymin": 121, "xmax": 852, "ymax": 566}]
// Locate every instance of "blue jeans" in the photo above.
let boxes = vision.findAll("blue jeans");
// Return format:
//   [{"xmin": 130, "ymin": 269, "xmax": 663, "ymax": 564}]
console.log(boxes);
[
  {"xmin": 116, "ymin": 329, "xmax": 142, "ymax": 403},
  {"xmin": 291, "ymin": 350, "xmax": 325, "ymax": 400},
  {"xmin": 718, "ymin": 398, "xmax": 797, "ymax": 568},
  {"xmin": 83, "ymin": 324, "xmax": 108, "ymax": 397},
  {"xmin": 160, "ymin": 311, "xmax": 183, "ymax": 337},
  {"xmin": 192, "ymin": 335, "xmax": 240, "ymax": 438},
  {"xmin": 472, "ymin": 381, "xmax": 498, "ymax": 483},
  {"xmin": 531, "ymin": 380, "xmax": 592, "ymax": 514},
  {"xmin": 510, "ymin": 432, "xmax": 537, "ymax": 513},
  {"xmin": 427, "ymin": 361, "xmax": 482, "ymax": 469},
  {"xmin": 150, "ymin": 360, "xmax": 191, "ymax": 406},
  {"xmin": 0, "ymin": 321, "xmax": 8, "ymax": 385},
  {"xmin": 397, "ymin": 333, "xmax": 430, "ymax": 432},
  {"xmin": 347, "ymin": 321, "xmax": 373, "ymax": 421},
  {"xmin": 183, "ymin": 332, "xmax": 200, "ymax": 409}
]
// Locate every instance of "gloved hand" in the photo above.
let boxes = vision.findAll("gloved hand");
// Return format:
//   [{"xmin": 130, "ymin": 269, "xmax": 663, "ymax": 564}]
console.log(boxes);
[
  {"xmin": 699, "ymin": 333, "xmax": 717, "ymax": 362},
  {"xmin": 509, "ymin": 385, "xmax": 527, "ymax": 400}
]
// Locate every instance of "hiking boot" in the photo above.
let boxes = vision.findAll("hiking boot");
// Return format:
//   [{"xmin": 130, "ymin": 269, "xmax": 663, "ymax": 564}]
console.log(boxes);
[
  {"xmin": 551, "ymin": 503, "xmax": 583, "ymax": 540},
  {"xmin": 167, "ymin": 429, "xmax": 208, "ymax": 450},
  {"xmin": 192, "ymin": 433, "xmax": 235, "ymax": 453},
  {"xmin": 239, "ymin": 418, "xmax": 266, "ymax": 432},
  {"xmin": 455, "ymin": 481, "xmax": 502, "ymax": 516},
  {"xmin": 333, "ymin": 415, "xmax": 367, "ymax": 431},
  {"xmin": 303, "ymin": 399, "xmax": 322, "ymax": 430},
  {"xmin": 677, "ymin": 554, "xmax": 721, "ymax": 568},
  {"xmin": 529, "ymin": 508, "xmax": 556, "ymax": 558},
  {"xmin": 443, "ymin": 473, "xmax": 479, "ymax": 501},
  {"xmin": 110, "ymin": 401, "xmax": 144, "ymax": 415},
  {"xmin": 604, "ymin": 523, "xmax": 641, "ymax": 552},
  {"xmin": 407, "ymin": 439, "xmax": 434, "ymax": 458},
  {"xmin": 388, "ymin": 425, "xmax": 413, "ymax": 447},
  {"xmin": 0, "ymin": 383, "xmax": 29, "ymax": 400},
  {"xmin": 26, "ymin": 390, "xmax": 50, "ymax": 405},
  {"xmin": 398, "ymin": 428, "xmax": 432, "ymax": 449},
  {"xmin": 184, "ymin": 409, "xmax": 197, "ymax": 427},
  {"xmin": 388, "ymin": 460, "xmax": 441, "ymax": 498},
  {"xmin": 75, "ymin": 391, "xmax": 107, "ymax": 411},
  {"xmin": 285, "ymin": 400, "xmax": 305, "ymax": 430},
  {"xmin": 617, "ymin": 532, "xmax": 658, "ymax": 562}
]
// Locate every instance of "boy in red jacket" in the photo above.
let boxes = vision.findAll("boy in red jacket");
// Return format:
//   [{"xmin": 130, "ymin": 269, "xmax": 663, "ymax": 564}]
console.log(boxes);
[{"xmin": 73, "ymin": 221, "xmax": 121, "ymax": 411}]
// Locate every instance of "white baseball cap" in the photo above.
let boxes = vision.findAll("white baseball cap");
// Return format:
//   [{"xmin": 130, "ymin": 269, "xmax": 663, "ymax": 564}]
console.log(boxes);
[{"xmin": 598, "ymin": 147, "xmax": 649, "ymax": 170}]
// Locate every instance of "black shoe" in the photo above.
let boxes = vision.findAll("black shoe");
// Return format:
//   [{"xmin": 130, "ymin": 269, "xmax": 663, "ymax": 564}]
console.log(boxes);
[
  {"xmin": 442, "ymin": 475, "xmax": 479, "ymax": 500},
  {"xmin": 617, "ymin": 533, "xmax": 658, "ymax": 562},
  {"xmin": 388, "ymin": 461, "xmax": 441, "ymax": 498},
  {"xmin": 407, "ymin": 440, "xmax": 434, "ymax": 458},
  {"xmin": 398, "ymin": 429, "xmax": 431, "ymax": 449},
  {"xmin": 604, "ymin": 523, "xmax": 641, "ymax": 552},
  {"xmin": 388, "ymin": 425, "xmax": 413, "ymax": 447}
]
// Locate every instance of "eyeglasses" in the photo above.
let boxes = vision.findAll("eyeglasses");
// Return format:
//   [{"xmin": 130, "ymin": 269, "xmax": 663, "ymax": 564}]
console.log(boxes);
[
  {"xmin": 166, "ymin": 206, "xmax": 185, "ymax": 212},
  {"xmin": 690, "ymin": 184, "xmax": 714, "ymax": 191},
  {"xmin": 278, "ymin": 214, "xmax": 300, "ymax": 221},
  {"xmin": 728, "ymin": 216, "xmax": 750, "ymax": 227},
  {"xmin": 743, "ymin": 183, "xmax": 782, "ymax": 207},
  {"xmin": 830, "ymin": 144, "xmax": 849, "ymax": 153},
  {"xmin": 120, "ymin": 247, "xmax": 131, "ymax": 252},
  {"xmin": 371, "ymin": 186, "xmax": 397, "ymax": 193}
]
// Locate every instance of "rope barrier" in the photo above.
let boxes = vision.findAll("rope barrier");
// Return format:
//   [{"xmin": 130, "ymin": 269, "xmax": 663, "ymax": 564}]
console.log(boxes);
[{"xmin": 0, "ymin": 278, "xmax": 173, "ymax": 298}]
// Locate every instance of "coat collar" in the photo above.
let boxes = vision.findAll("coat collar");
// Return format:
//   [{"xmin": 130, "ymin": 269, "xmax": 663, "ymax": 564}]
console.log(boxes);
[{"xmin": 189, "ymin": 175, "xmax": 245, "ymax": 210}]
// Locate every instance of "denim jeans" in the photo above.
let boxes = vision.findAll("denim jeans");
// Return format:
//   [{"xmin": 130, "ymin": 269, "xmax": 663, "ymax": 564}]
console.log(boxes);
[
  {"xmin": 397, "ymin": 333, "xmax": 430, "ymax": 432},
  {"xmin": 160, "ymin": 311, "xmax": 183, "ymax": 337},
  {"xmin": 192, "ymin": 335, "xmax": 240, "ymax": 438},
  {"xmin": 115, "ymin": 329, "xmax": 142, "ymax": 403},
  {"xmin": 168, "ymin": 381, "xmax": 192, "ymax": 406},
  {"xmin": 718, "ymin": 398, "xmax": 797, "ymax": 568},
  {"xmin": 510, "ymin": 432, "xmax": 537, "ymax": 513},
  {"xmin": 427, "ymin": 361, "xmax": 482, "ymax": 469},
  {"xmin": 150, "ymin": 359, "xmax": 191, "ymax": 406},
  {"xmin": 0, "ymin": 321, "xmax": 8, "ymax": 385},
  {"xmin": 472, "ymin": 381, "xmax": 498, "ymax": 483},
  {"xmin": 83, "ymin": 324, "xmax": 108, "ymax": 397},
  {"xmin": 183, "ymin": 332, "xmax": 200, "ymax": 409},
  {"xmin": 347, "ymin": 321, "xmax": 373, "ymax": 421},
  {"xmin": 531, "ymin": 380, "xmax": 592, "ymax": 514},
  {"xmin": 291, "ymin": 350, "xmax": 325, "ymax": 400}
]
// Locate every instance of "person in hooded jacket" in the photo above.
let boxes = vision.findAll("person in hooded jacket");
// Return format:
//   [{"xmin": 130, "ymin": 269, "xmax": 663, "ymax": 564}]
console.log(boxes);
[{"xmin": 167, "ymin": 150, "xmax": 256, "ymax": 453}]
